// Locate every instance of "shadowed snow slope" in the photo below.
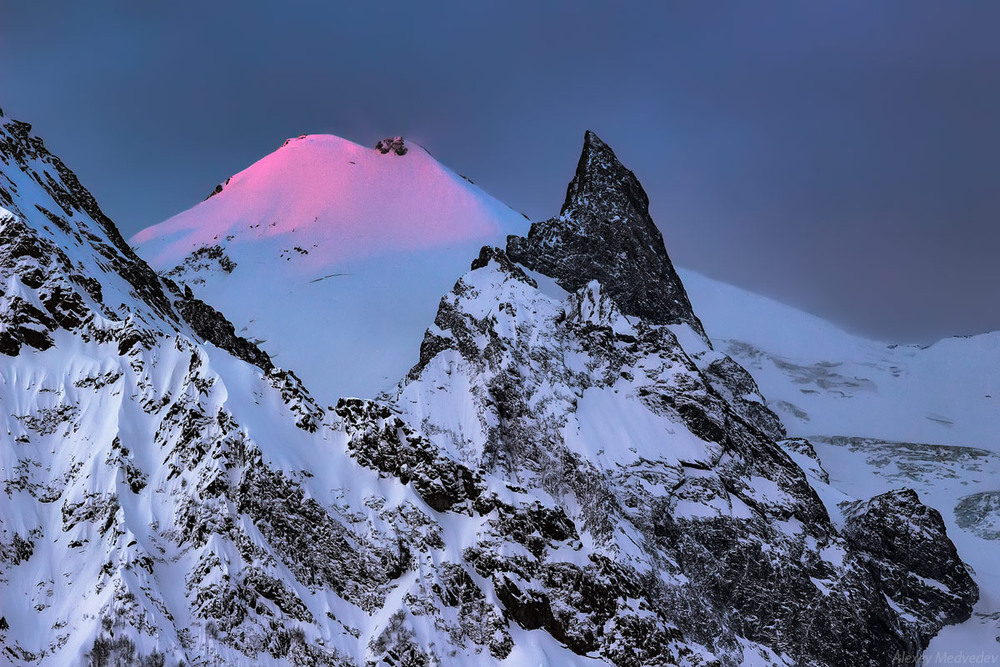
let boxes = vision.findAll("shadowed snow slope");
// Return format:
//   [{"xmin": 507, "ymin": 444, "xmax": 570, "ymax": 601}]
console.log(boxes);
[
  {"xmin": 680, "ymin": 268, "xmax": 1000, "ymax": 451},
  {"xmin": 132, "ymin": 134, "xmax": 529, "ymax": 402}
]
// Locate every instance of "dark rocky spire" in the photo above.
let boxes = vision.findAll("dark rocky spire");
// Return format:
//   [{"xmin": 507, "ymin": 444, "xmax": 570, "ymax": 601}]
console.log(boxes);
[{"xmin": 507, "ymin": 131, "xmax": 708, "ymax": 340}]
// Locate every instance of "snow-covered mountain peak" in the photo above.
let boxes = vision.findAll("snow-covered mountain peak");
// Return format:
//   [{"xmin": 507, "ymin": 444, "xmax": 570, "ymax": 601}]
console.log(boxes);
[
  {"xmin": 133, "ymin": 132, "xmax": 525, "ymax": 272},
  {"xmin": 132, "ymin": 131, "xmax": 531, "ymax": 401},
  {"xmin": 507, "ymin": 131, "xmax": 707, "ymax": 340}
]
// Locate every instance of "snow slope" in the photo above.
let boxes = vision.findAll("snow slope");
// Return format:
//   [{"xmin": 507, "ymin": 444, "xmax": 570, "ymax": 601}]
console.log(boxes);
[
  {"xmin": 681, "ymin": 269, "xmax": 1000, "ymax": 451},
  {"xmin": 132, "ymin": 134, "xmax": 529, "ymax": 402},
  {"xmin": 1, "ymin": 110, "xmax": 609, "ymax": 667}
]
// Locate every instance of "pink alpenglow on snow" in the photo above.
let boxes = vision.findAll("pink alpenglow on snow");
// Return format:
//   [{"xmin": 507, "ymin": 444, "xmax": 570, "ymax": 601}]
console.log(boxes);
[
  {"xmin": 131, "ymin": 133, "xmax": 528, "ymax": 401},
  {"xmin": 133, "ymin": 134, "xmax": 524, "ymax": 272}
]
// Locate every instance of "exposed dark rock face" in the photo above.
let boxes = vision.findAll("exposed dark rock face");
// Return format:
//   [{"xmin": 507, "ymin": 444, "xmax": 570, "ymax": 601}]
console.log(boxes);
[
  {"xmin": 955, "ymin": 490, "xmax": 1000, "ymax": 541},
  {"xmin": 779, "ymin": 437, "xmax": 831, "ymax": 483},
  {"xmin": 703, "ymin": 354, "xmax": 786, "ymax": 441},
  {"xmin": 507, "ymin": 131, "xmax": 707, "ymax": 339},
  {"xmin": 165, "ymin": 244, "xmax": 237, "ymax": 281},
  {"xmin": 470, "ymin": 244, "xmax": 537, "ymax": 285},
  {"xmin": 844, "ymin": 489, "xmax": 979, "ymax": 640},
  {"xmin": 0, "ymin": 211, "xmax": 94, "ymax": 355},
  {"xmin": 205, "ymin": 176, "xmax": 231, "ymax": 200},
  {"xmin": 375, "ymin": 136, "xmax": 408, "ymax": 156},
  {"xmin": 173, "ymin": 283, "xmax": 274, "ymax": 373},
  {"xmin": 336, "ymin": 398, "xmax": 484, "ymax": 512}
]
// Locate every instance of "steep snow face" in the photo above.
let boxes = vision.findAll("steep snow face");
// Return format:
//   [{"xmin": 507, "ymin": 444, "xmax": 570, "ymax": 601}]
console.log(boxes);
[
  {"xmin": 679, "ymin": 269, "xmax": 1000, "ymax": 450},
  {"xmin": 132, "ymin": 134, "xmax": 529, "ymax": 402}
]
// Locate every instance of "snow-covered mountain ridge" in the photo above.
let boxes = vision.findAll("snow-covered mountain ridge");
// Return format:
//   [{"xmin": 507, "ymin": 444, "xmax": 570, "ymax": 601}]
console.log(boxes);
[{"xmin": 0, "ymin": 106, "xmax": 987, "ymax": 666}]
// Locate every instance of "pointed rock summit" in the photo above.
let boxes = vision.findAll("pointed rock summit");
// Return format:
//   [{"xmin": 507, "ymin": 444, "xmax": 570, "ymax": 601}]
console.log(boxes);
[
  {"xmin": 562, "ymin": 130, "xmax": 651, "ymax": 222},
  {"xmin": 507, "ymin": 131, "xmax": 707, "ymax": 339}
]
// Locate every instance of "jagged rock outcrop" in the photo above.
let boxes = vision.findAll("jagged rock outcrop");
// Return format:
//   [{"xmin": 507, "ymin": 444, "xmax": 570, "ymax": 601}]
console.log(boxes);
[
  {"xmin": 374, "ymin": 137, "xmax": 408, "ymax": 156},
  {"xmin": 0, "ymin": 115, "xmax": 177, "ymax": 324},
  {"xmin": 164, "ymin": 244, "xmax": 237, "ymax": 283},
  {"xmin": 398, "ymin": 247, "xmax": 978, "ymax": 666},
  {"xmin": 174, "ymin": 283, "xmax": 274, "ymax": 372},
  {"xmin": 702, "ymin": 354, "xmax": 786, "ymax": 441},
  {"xmin": 844, "ymin": 489, "xmax": 978, "ymax": 640},
  {"xmin": 508, "ymin": 130, "xmax": 707, "ymax": 339},
  {"xmin": 955, "ymin": 490, "xmax": 1000, "ymax": 541},
  {"xmin": 336, "ymin": 398, "xmax": 484, "ymax": 512}
]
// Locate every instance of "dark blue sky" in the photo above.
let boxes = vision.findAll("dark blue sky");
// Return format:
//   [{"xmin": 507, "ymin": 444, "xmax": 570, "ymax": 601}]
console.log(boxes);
[{"xmin": 2, "ymin": 2, "xmax": 999, "ymax": 341}]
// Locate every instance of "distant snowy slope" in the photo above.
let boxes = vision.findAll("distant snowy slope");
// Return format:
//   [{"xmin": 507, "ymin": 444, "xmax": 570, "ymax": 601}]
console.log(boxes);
[
  {"xmin": 680, "ymin": 268, "xmax": 1000, "ymax": 450},
  {"xmin": 132, "ymin": 134, "xmax": 529, "ymax": 402}
]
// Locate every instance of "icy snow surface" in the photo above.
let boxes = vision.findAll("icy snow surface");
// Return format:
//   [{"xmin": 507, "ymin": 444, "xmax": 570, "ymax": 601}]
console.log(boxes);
[{"xmin": 680, "ymin": 268, "xmax": 1000, "ymax": 450}]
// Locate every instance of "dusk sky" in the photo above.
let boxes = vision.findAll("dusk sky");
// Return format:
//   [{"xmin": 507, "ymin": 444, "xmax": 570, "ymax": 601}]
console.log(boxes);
[{"xmin": 2, "ymin": 2, "xmax": 998, "ymax": 342}]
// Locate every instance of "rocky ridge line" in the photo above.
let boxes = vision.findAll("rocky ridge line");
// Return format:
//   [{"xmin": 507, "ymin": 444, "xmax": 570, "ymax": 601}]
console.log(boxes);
[{"xmin": 507, "ymin": 130, "xmax": 707, "ymax": 340}]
